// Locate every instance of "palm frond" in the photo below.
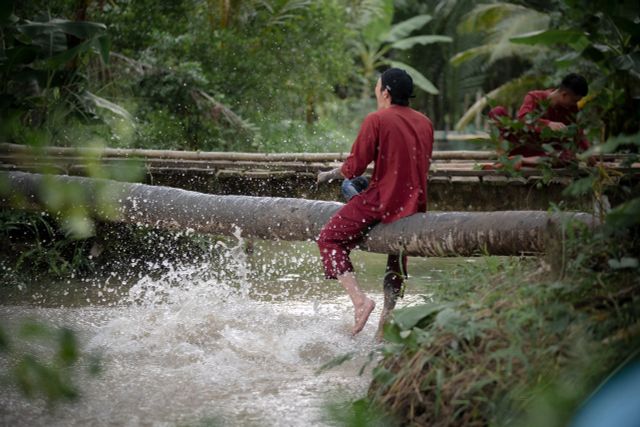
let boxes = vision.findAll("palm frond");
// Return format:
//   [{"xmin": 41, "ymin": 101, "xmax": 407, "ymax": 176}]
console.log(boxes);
[
  {"xmin": 458, "ymin": 3, "xmax": 526, "ymax": 33},
  {"xmin": 453, "ymin": 3, "xmax": 550, "ymax": 66},
  {"xmin": 388, "ymin": 60, "xmax": 439, "ymax": 95},
  {"xmin": 263, "ymin": 0, "xmax": 312, "ymax": 27},
  {"xmin": 390, "ymin": 35, "xmax": 452, "ymax": 50},
  {"xmin": 385, "ymin": 14, "xmax": 433, "ymax": 43}
]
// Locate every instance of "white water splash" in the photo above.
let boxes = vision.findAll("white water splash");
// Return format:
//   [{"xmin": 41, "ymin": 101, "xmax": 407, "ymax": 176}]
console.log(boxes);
[{"xmin": 0, "ymin": 239, "xmax": 385, "ymax": 427}]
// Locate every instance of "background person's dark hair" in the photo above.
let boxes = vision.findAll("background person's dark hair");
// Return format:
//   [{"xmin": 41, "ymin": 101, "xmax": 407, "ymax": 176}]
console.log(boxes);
[
  {"xmin": 560, "ymin": 73, "xmax": 588, "ymax": 97},
  {"xmin": 381, "ymin": 68, "xmax": 414, "ymax": 106}
]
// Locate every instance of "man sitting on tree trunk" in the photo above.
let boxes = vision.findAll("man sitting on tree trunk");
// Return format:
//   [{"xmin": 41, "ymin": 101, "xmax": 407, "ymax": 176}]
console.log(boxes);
[
  {"xmin": 316, "ymin": 68, "xmax": 434, "ymax": 340},
  {"xmin": 487, "ymin": 73, "xmax": 590, "ymax": 169}
]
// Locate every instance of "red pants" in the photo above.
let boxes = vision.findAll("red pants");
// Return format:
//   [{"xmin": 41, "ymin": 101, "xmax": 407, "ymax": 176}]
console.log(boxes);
[{"xmin": 316, "ymin": 196, "xmax": 407, "ymax": 280}]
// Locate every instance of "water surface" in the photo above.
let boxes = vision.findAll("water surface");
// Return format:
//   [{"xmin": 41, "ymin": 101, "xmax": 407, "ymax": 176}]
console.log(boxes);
[{"xmin": 0, "ymin": 239, "xmax": 469, "ymax": 426}]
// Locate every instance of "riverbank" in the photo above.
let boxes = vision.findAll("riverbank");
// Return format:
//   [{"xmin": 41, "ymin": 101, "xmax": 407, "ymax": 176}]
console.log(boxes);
[
  {"xmin": 358, "ymin": 247, "xmax": 639, "ymax": 426},
  {"xmin": 2, "ymin": 210, "xmax": 638, "ymax": 426}
]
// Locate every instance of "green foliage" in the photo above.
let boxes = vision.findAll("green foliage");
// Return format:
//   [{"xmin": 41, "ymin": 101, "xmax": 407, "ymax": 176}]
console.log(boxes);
[
  {"xmin": 366, "ymin": 255, "xmax": 639, "ymax": 426},
  {"xmin": 323, "ymin": 397, "xmax": 399, "ymax": 427},
  {"xmin": 452, "ymin": 3, "xmax": 550, "ymax": 66},
  {"xmin": 0, "ymin": 2, "xmax": 132, "ymax": 140},
  {"xmin": 350, "ymin": 3, "xmax": 451, "ymax": 95},
  {"xmin": 509, "ymin": 0, "xmax": 640, "ymax": 137},
  {"xmin": 0, "ymin": 210, "xmax": 94, "ymax": 278},
  {"xmin": 91, "ymin": 0, "xmax": 357, "ymax": 151},
  {"xmin": 0, "ymin": 320, "xmax": 100, "ymax": 404}
]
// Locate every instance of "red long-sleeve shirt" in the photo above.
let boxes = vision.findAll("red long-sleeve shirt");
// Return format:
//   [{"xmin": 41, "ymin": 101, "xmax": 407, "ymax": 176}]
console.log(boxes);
[
  {"xmin": 514, "ymin": 89, "xmax": 589, "ymax": 159},
  {"xmin": 341, "ymin": 105, "xmax": 434, "ymax": 223},
  {"xmin": 518, "ymin": 89, "xmax": 578, "ymax": 126}
]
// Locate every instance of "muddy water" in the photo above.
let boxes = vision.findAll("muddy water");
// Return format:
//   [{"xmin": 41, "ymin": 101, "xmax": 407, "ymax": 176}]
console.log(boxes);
[{"xmin": 0, "ymin": 239, "xmax": 469, "ymax": 426}]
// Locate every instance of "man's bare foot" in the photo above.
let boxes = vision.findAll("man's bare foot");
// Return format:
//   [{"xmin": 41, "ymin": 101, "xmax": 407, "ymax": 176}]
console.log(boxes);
[{"xmin": 352, "ymin": 298, "xmax": 375, "ymax": 335}]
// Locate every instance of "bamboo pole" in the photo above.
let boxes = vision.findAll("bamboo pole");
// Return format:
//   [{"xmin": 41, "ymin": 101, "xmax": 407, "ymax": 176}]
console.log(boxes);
[
  {"xmin": 0, "ymin": 143, "xmax": 498, "ymax": 161},
  {"xmin": 1, "ymin": 171, "xmax": 597, "ymax": 257}
]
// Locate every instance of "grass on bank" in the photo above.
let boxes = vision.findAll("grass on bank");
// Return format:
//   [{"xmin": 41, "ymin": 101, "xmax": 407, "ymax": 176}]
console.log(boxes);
[{"xmin": 336, "ymin": 229, "xmax": 639, "ymax": 427}]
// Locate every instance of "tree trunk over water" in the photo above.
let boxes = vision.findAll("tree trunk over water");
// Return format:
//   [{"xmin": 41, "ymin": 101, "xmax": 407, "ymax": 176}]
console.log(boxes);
[{"xmin": 1, "ymin": 171, "xmax": 597, "ymax": 257}]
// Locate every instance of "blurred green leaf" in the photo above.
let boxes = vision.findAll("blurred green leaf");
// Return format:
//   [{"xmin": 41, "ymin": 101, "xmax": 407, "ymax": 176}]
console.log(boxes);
[
  {"xmin": 384, "ymin": 14, "xmax": 432, "ymax": 43},
  {"xmin": 83, "ymin": 91, "xmax": 133, "ymax": 121},
  {"xmin": 563, "ymin": 176, "xmax": 595, "ymax": 197},
  {"xmin": 42, "ymin": 39, "xmax": 93, "ymax": 69},
  {"xmin": 606, "ymin": 197, "xmax": 640, "ymax": 229},
  {"xmin": 15, "ymin": 355, "xmax": 78, "ymax": 401},
  {"xmin": 392, "ymin": 302, "xmax": 450, "ymax": 330},
  {"xmin": 324, "ymin": 397, "xmax": 396, "ymax": 427},
  {"xmin": 372, "ymin": 366, "xmax": 395, "ymax": 387},
  {"xmin": 361, "ymin": 0, "xmax": 393, "ymax": 44},
  {"xmin": 612, "ymin": 53, "xmax": 640, "ymax": 72},
  {"xmin": 583, "ymin": 133, "xmax": 640, "ymax": 156},
  {"xmin": 50, "ymin": 19, "xmax": 106, "ymax": 39},
  {"xmin": 62, "ymin": 211, "xmax": 95, "ymax": 239},
  {"xmin": 315, "ymin": 352, "xmax": 354, "ymax": 375},
  {"xmin": 96, "ymin": 36, "xmax": 111, "ymax": 65},
  {"xmin": 510, "ymin": 29, "xmax": 589, "ymax": 48},
  {"xmin": 434, "ymin": 308, "xmax": 465, "ymax": 330},
  {"xmin": 388, "ymin": 60, "xmax": 438, "ymax": 94},
  {"xmin": 57, "ymin": 328, "xmax": 79, "ymax": 366},
  {"xmin": 19, "ymin": 321, "xmax": 50, "ymax": 338},
  {"xmin": 18, "ymin": 19, "xmax": 106, "ymax": 40},
  {"xmin": 390, "ymin": 35, "xmax": 452, "ymax": 50},
  {"xmin": 607, "ymin": 257, "xmax": 639, "ymax": 270}
]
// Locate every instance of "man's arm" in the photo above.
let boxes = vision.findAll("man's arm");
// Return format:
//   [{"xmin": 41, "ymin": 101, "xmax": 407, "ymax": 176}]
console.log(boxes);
[
  {"xmin": 317, "ymin": 167, "xmax": 344, "ymax": 185},
  {"xmin": 341, "ymin": 114, "xmax": 378, "ymax": 179},
  {"xmin": 518, "ymin": 93, "xmax": 565, "ymax": 131}
]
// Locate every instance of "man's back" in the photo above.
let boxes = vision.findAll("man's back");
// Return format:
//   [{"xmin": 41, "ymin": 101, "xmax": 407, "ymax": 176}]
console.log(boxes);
[
  {"xmin": 342, "ymin": 105, "xmax": 433, "ymax": 223},
  {"xmin": 518, "ymin": 89, "xmax": 578, "ymax": 125}
]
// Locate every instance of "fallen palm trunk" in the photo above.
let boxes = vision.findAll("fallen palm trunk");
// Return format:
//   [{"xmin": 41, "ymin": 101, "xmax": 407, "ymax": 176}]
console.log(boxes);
[{"xmin": 1, "ymin": 171, "xmax": 597, "ymax": 256}]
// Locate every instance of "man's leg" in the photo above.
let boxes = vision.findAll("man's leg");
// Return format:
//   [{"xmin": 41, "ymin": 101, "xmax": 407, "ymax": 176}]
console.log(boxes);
[
  {"xmin": 376, "ymin": 254, "xmax": 407, "ymax": 341},
  {"xmin": 317, "ymin": 200, "xmax": 379, "ymax": 335},
  {"xmin": 341, "ymin": 176, "xmax": 369, "ymax": 202},
  {"xmin": 338, "ymin": 271, "xmax": 376, "ymax": 335},
  {"xmin": 341, "ymin": 179, "xmax": 361, "ymax": 202}
]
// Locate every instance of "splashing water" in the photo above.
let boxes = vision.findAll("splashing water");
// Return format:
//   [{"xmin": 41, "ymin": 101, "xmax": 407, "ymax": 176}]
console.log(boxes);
[{"xmin": 0, "ymin": 235, "xmax": 404, "ymax": 426}]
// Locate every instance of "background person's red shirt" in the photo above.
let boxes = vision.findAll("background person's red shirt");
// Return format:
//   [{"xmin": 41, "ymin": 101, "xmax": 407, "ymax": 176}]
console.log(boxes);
[
  {"xmin": 341, "ymin": 105, "xmax": 434, "ymax": 223},
  {"xmin": 514, "ymin": 89, "xmax": 589, "ymax": 159},
  {"xmin": 517, "ymin": 89, "xmax": 578, "ymax": 126}
]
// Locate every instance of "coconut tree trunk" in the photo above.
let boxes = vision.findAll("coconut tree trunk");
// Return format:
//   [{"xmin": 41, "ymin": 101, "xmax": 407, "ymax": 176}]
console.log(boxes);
[{"xmin": 1, "ymin": 171, "xmax": 597, "ymax": 257}]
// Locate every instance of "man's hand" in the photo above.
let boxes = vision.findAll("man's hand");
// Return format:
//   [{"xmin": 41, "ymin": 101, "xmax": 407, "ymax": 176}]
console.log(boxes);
[
  {"xmin": 547, "ymin": 121, "xmax": 567, "ymax": 131},
  {"xmin": 317, "ymin": 167, "xmax": 343, "ymax": 185}
]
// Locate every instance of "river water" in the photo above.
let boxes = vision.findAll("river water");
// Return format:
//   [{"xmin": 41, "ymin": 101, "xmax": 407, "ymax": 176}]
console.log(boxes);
[{"xmin": 0, "ymin": 238, "xmax": 467, "ymax": 426}]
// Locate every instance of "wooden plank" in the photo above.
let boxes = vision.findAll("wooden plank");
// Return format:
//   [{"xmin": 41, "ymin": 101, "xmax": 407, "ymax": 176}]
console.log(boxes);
[
  {"xmin": 428, "ymin": 176, "xmax": 451, "ymax": 184},
  {"xmin": 506, "ymin": 177, "xmax": 528, "ymax": 186},
  {"xmin": 451, "ymin": 176, "xmax": 481, "ymax": 183},
  {"xmin": 482, "ymin": 176, "xmax": 509, "ymax": 185}
]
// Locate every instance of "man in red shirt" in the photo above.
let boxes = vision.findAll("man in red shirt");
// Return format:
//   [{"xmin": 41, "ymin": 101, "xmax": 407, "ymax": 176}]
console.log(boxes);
[
  {"xmin": 316, "ymin": 68, "xmax": 434, "ymax": 337},
  {"xmin": 488, "ymin": 73, "xmax": 589, "ymax": 168}
]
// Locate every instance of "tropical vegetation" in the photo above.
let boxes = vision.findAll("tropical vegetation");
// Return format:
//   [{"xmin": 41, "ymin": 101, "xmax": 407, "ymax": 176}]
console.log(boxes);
[{"xmin": 1, "ymin": 0, "xmax": 639, "ymax": 425}]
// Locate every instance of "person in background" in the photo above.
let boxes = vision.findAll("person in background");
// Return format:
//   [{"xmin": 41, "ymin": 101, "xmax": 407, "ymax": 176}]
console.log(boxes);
[
  {"xmin": 316, "ymin": 68, "xmax": 434, "ymax": 338},
  {"xmin": 487, "ymin": 73, "xmax": 590, "ymax": 169}
]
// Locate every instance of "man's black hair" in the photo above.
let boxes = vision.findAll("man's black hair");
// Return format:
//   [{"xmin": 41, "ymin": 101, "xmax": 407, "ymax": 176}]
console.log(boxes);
[
  {"xmin": 381, "ymin": 68, "xmax": 413, "ymax": 106},
  {"xmin": 560, "ymin": 73, "xmax": 588, "ymax": 97}
]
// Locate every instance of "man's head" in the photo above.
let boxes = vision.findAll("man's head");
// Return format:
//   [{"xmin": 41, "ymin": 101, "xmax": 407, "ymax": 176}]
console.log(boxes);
[
  {"xmin": 377, "ymin": 68, "xmax": 413, "ymax": 108},
  {"xmin": 553, "ymin": 73, "xmax": 588, "ymax": 108}
]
